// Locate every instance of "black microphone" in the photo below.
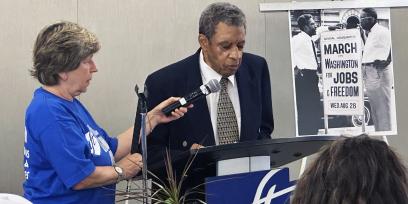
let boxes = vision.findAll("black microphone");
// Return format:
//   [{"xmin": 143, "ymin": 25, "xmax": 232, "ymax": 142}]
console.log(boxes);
[{"xmin": 162, "ymin": 79, "xmax": 221, "ymax": 116}]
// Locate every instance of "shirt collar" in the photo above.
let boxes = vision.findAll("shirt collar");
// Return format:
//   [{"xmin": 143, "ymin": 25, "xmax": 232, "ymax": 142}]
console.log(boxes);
[
  {"xmin": 199, "ymin": 50, "xmax": 236, "ymax": 86},
  {"xmin": 300, "ymin": 31, "xmax": 312, "ymax": 40},
  {"xmin": 369, "ymin": 23, "xmax": 380, "ymax": 33}
]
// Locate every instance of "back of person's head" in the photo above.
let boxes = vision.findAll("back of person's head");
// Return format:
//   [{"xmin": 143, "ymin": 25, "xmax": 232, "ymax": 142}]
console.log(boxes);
[
  {"xmin": 297, "ymin": 14, "xmax": 313, "ymax": 31},
  {"xmin": 362, "ymin": 8, "xmax": 378, "ymax": 20},
  {"xmin": 291, "ymin": 134, "xmax": 408, "ymax": 204},
  {"xmin": 346, "ymin": 16, "xmax": 360, "ymax": 29},
  {"xmin": 199, "ymin": 2, "xmax": 246, "ymax": 40},
  {"xmin": 31, "ymin": 21, "xmax": 100, "ymax": 86}
]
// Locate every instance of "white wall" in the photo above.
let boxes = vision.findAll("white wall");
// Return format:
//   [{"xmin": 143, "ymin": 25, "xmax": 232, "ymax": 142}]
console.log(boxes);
[{"xmin": 0, "ymin": 0, "xmax": 77, "ymax": 194}]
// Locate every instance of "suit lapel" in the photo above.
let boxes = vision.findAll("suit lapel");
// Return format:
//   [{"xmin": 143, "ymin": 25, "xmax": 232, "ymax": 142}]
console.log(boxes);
[{"xmin": 236, "ymin": 61, "xmax": 256, "ymax": 141}]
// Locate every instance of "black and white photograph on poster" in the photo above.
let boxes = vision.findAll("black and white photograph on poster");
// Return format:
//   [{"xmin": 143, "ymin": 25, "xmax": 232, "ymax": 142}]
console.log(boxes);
[{"xmin": 289, "ymin": 7, "xmax": 397, "ymax": 136}]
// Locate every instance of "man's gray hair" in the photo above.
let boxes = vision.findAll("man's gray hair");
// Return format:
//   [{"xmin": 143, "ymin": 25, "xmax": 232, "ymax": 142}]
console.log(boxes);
[{"xmin": 199, "ymin": 2, "xmax": 246, "ymax": 40}]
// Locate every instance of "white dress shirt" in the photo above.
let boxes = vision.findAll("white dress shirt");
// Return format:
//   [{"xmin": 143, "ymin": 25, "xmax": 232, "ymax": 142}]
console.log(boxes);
[
  {"xmin": 362, "ymin": 23, "xmax": 391, "ymax": 63},
  {"xmin": 199, "ymin": 50, "xmax": 241, "ymax": 145},
  {"xmin": 292, "ymin": 31, "xmax": 318, "ymax": 70}
]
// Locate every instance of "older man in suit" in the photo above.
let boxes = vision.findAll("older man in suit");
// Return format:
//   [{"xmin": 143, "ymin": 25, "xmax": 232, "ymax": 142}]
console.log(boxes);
[{"xmin": 134, "ymin": 2, "xmax": 274, "ymax": 201}]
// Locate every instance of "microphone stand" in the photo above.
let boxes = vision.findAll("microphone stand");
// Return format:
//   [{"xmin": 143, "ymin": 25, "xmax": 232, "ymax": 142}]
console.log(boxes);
[{"xmin": 135, "ymin": 84, "xmax": 149, "ymax": 204}]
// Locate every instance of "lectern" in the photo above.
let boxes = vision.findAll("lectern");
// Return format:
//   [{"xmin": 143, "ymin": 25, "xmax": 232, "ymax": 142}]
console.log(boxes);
[
  {"xmin": 191, "ymin": 136, "xmax": 336, "ymax": 175},
  {"xmin": 148, "ymin": 136, "xmax": 336, "ymax": 203}
]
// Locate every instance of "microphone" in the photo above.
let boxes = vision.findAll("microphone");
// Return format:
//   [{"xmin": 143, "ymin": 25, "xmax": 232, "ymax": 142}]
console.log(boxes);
[{"xmin": 162, "ymin": 79, "xmax": 221, "ymax": 116}]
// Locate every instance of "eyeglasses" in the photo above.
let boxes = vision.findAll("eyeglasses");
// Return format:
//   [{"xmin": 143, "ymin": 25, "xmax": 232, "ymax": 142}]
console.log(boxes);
[{"xmin": 360, "ymin": 17, "xmax": 373, "ymax": 20}]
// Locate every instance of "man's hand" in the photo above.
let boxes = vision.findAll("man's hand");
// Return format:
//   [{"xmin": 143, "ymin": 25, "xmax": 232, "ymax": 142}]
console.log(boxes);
[
  {"xmin": 373, "ymin": 60, "xmax": 390, "ymax": 70},
  {"xmin": 294, "ymin": 66, "xmax": 302, "ymax": 77},
  {"xmin": 190, "ymin": 143, "xmax": 204, "ymax": 150}
]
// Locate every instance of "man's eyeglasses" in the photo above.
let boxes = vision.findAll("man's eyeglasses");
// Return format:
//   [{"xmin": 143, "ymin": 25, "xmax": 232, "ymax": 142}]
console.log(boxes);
[{"xmin": 360, "ymin": 17, "xmax": 374, "ymax": 20}]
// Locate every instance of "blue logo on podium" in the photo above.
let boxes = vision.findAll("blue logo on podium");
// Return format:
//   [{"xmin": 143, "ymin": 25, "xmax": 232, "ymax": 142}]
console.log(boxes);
[{"xmin": 206, "ymin": 168, "xmax": 296, "ymax": 204}]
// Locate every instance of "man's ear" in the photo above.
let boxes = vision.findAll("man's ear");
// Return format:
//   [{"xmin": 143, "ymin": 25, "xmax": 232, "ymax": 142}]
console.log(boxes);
[
  {"xmin": 198, "ymin": 34, "xmax": 209, "ymax": 52},
  {"xmin": 371, "ymin": 18, "xmax": 377, "ymax": 26}
]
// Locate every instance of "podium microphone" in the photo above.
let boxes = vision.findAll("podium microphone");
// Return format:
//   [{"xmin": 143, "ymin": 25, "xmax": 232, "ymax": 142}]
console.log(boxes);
[{"xmin": 162, "ymin": 79, "xmax": 221, "ymax": 116}]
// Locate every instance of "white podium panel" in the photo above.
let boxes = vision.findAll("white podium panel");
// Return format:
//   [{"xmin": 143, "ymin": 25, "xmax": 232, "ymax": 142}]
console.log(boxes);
[{"xmin": 216, "ymin": 156, "xmax": 270, "ymax": 176}]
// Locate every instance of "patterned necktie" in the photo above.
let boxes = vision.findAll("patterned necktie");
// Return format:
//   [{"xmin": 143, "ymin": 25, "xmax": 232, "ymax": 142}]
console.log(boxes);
[{"xmin": 217, "ymin": 77, "xmax": 239, "ymax": 145}]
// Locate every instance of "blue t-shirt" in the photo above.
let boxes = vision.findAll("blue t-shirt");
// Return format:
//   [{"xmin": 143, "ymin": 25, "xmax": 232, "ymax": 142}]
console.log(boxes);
[{"xmin": 23, "ymin": 87, "xmax": 119, "ymax": 204}]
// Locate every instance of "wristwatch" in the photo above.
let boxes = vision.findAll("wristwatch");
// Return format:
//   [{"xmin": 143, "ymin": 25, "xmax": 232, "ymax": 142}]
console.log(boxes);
[{"xmin": 113, "ymin": 165, "xmax": 125, "ymax": 182}]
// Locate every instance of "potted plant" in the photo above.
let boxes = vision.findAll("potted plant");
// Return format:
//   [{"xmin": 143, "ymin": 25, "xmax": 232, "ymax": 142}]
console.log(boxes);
[{"xmin": 116, "ymin": 150, "xmax": 205, "ymax": 204}]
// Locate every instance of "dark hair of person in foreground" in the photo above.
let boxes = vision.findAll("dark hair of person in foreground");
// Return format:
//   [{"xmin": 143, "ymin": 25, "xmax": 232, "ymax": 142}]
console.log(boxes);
[{"xmin": 291, "ymin": 134, "xmax": 408, "ymax": 204}]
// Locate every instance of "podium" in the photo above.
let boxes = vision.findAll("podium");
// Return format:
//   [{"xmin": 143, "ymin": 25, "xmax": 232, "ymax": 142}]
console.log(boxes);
[
  {"xmin": 191, "ymin": 136, "xmax": 336, "ymax": 175},
  {"xmin": 148, "ymin": 136, "xmax": 336, "ymax": 203}
]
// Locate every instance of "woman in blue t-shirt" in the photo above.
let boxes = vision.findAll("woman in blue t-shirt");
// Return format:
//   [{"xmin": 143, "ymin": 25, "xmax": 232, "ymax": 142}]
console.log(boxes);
[{"xmin": 23, "ymin": 21, "xmax": 189, "ymax": 204}]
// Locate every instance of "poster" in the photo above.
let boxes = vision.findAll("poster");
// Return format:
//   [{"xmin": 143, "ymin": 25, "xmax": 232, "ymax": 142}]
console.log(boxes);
[
  {"xmin": 289, "ymin": 7, "xmax": 397, "ymax": 136},
  {"xmin": 320, "ymin": 29, "xmax": 364, "ymax": 116}
]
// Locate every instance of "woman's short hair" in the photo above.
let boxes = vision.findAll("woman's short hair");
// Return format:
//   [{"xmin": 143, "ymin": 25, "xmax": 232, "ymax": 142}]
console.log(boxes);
[
  {"xmin": 31, "ymin": 21, "xmax": 100, "ymax": 86},
  {"xmin": 346, "ymin": 16, "xmax": 360, "ymax": 29},
  {"xmin": 292, "ymin": 134, "xmax": 408, "ymax": 204}
]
